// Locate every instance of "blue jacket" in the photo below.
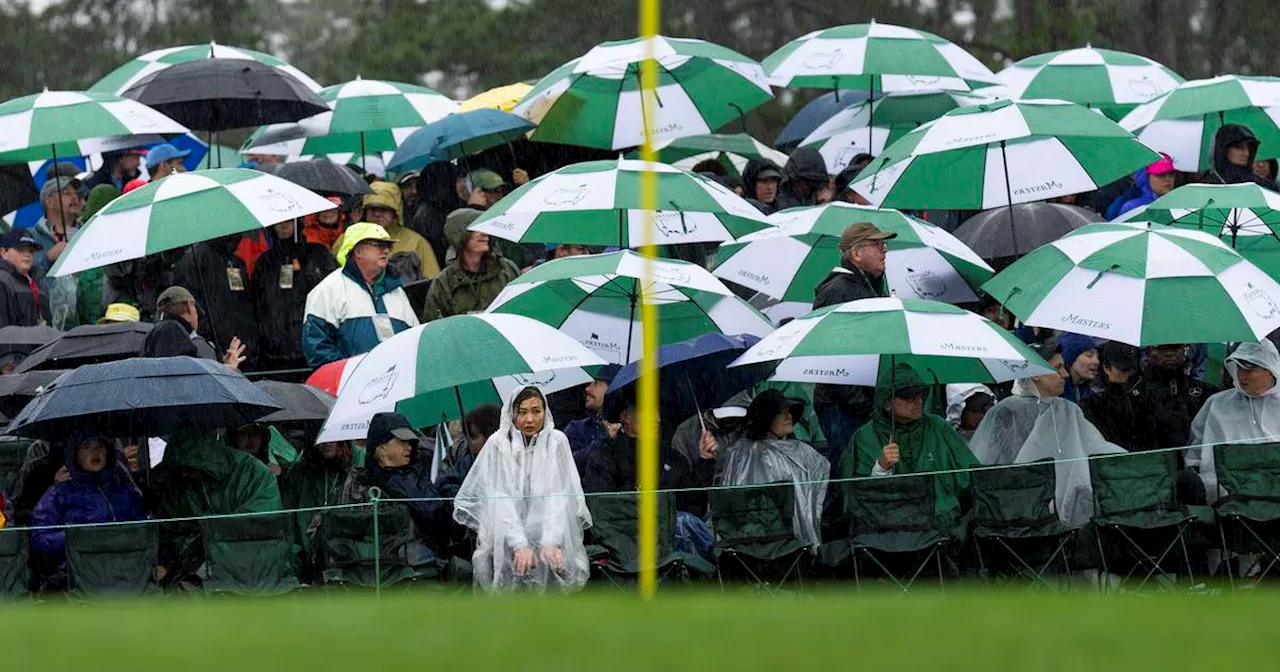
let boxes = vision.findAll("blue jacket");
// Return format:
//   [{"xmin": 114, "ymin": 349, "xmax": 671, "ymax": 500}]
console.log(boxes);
[
  {"xmin": 302, "ymin": 261, "xmax": 420, "ymax": 367},
  {"xmin": 564, "ymin": 410, "xmax": 609, "ymax": 471},
  {"xmin": 30, "ymin": 437, "xmax": 144, "ymax": 561},
  {"xmin": 1108, "ymin": 167, "xmax": 1156, "ymax": 220}
]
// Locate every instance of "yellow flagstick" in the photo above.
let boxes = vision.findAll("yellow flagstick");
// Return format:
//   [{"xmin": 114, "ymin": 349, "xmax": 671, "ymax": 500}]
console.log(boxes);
[{"xmin": 636, "ymin": 0, "xmax": 661, "ymax": 599}]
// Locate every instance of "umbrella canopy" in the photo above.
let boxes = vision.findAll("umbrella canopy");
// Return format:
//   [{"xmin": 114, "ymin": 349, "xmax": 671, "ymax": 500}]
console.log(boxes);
[
  {"xmin": 953, "ymin": 202, "xmax": 1101, "ymax": 261},
  {"xmin": 254, "ymin": 380, "xmax": 335, "ymax": 423},
  {"xmin": 458, "ymin": 82, "xmax": 534, "ymax": 113},
  {"xmin": 730, "ymin": 297, "xmax": 1052, "ymax": 385},
  {"xmin": 774, "ymin": 89, "xmax": 872, "ymax": 149},
  {"xmin": 470, "ymin": 158, "xmax": 771, "ymax": 248},
  {"xmin": 763, "ymin": 21, "xmax": 999, "ymax": 92},
  {"xmin": 241, "ymin": 123, "xmax": 418, "ymax": 165},
  {"xmin": 981, "ymin": 221, "xmax": 1280, "ymax": 346},
  {"xmin": 0, "ymin": 369, "xmax": 68, "ymax": 419},
  {"xmin": 606, "ymin": 332, "xmax": 763, "ymax": 424},
  {"xmin": 514, "ymin": 35, "xmax": 774, "ymax": 150},
  {"xmin": 1118, "ymin": 75, "xmax": 1280, "ymax": 171},
  {"xmin": 305, "ymin": 355, "xmax": 362, "ymax": 397},
  {"xmin": 1114, "ymin": 183, "xmax": 1280, "ymax": 280},
  {"xmin": 486, "ymin": 250, "xmax": 774, "ymax": 364},
  {"xmin": 14, "ymin": 322, "xmax": 152, "ymax": 372},
  {"xmin": 4, "ymin": 356, "xmax": 283, "ymax": 441},
  {"xmin": 317, "ymin": 314, "xmax": 605, "ymax": 443},
  {"xmin": 0, "ymin": 163, "xmax": 39, "ymax": 216},
  {"xmin": 386, "ymin": 109, "xmax": 535, "ymax": 174},
  {"xmin": 275, "ymin": 159, "xmax": 372, "ymax": 196},
  {"xmin": 624, "ymin": 133, "xmax": 789, "ymax": 177},
  {"xmin": 998, "ymin": 47, "xmax": 1184, "ymax": 120},
  {"xmin": 851, "ymin": 99, "xmax": 1161, "ymax": 210},
  {"xmin": 0, "ymin": 90, "xmax": 187, "ymax": 164},
  {"xmin": 0, "ymin": 325, "xmax": 62, "ymax": 357},
  {"xmin": 714, "ymin": 202, "xmax": 993, "ymax": 306},
  {"xmin": 90, "ymin": 42, "xmax": 323, "ymax": 95},
  {"xmin": 122, "ymin": 59, "xmax": 329, "ymax": 131},
  {"xmin": 51, "ymin": 169, "xmax": 338, "ymax": 276}
]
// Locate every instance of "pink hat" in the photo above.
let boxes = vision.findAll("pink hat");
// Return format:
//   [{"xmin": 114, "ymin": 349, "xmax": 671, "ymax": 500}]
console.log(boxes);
[
  {"xmin": 122, "ymin": 178, "xmax": 148, "ymax": 194},
  {"xmin": 1148, "ymin": 153, "xmax": 1175, "ymax": 176}
]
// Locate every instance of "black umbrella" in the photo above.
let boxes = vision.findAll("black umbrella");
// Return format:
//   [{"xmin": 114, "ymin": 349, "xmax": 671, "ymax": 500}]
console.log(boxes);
[
  {"xmin": 14, "ymin": 322, "xmax": 153, "ymax": 372},
  {"xmin": 0, "ymin": 325, "xmax": 63, "ymax": 357},
  {"xmin": 277, "ymin": 160, "xmax": 372, "ymax": 197},
  {"xmin": 0, "ymin": 369, "xmax": 69, "ymax": 420},
  {"xmin": 953, "ymin": 203, "xmax": 1101, "ymax": 263},
  {"xmin": 0, "ymin": 163, "xmax": 39, "ymax": 217},
  {"xmin": 3, "ymin": 356, "xmax": 282, "ymax": 441},
  {"xmin": 122, "ymin": 59, "xmax": 328, "ymax": 132},
  {"xmin": 254, "ymin": 380, "xmax": 335, "ymax": 423}
]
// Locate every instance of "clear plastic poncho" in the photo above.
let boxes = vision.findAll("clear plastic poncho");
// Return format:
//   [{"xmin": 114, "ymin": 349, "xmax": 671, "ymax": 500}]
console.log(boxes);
[
  {"xmin": 452, "ymin": 387, "xmax": 592, "ymax": 592},
  {"xmin": 968, "ymin": 377, "xmax": 1125, "ymax": 528},
  {"xmin": 718, "ymin": 438, "xmax": 829, "ymax": 549},
  {"xmin": 1187, "ymin": 340, "xmax": 1280, "ymax": 504}
]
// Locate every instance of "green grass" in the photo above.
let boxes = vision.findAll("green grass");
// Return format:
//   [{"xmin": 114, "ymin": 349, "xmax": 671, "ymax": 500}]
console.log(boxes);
[{"xmin": 5, "ymin": 589, "xmax": 1280, "ymax": 669}]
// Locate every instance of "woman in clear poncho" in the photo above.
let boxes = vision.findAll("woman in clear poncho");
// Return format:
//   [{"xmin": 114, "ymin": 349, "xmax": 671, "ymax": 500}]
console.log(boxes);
[
  {"xmin": 718, "ymin": 389, "xmax": 829, "ymax": 549},
  {"xmin": 1187, "ymin": 340, "xmax": 1280, "ymax": 504},
  {"xmin": 969, "ymin": 342, "xmax": 1125, "ymax": 528},
  {"xmin": 452, "ymin": 386, "xmax": 592, "ymax": 592}
]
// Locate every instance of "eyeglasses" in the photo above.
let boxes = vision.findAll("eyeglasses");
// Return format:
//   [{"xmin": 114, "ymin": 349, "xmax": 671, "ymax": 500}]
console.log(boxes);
[{"xmin": 858, "ymin": 241, "xmax": 888, "ymax": 252}]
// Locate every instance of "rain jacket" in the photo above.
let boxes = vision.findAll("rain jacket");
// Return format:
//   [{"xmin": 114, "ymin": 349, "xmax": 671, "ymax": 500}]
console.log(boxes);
[
  {"xmin": 251, "ymin": 227, "xmax": 339, "ymax": 371},
  {"xmin": 1112, "ymin": 166, "xmax": 1159, "ymax": 219},
  {"xmin": 340, "ymin": 435, "xmax": 448, "ymax": 563},
  {"xmin": 138, "ymin": 314, "xmax": 219, "ymax": 361},
  {"xmin": 741, "ymin": 158, "xmax": 783, "ymax": 214},
  {"xmin": 582, "ymin": 433, "xmax": 710, "ymax": 497},
  {"xmin": 31, "ymin": 217, "xmax": 79, "ymax": 329},
  {"xmin": 1187, "ymin": 341, "xmax": 1280, "ymax": 503},
  {"xmin": 1144, "ymin": 362, "xmax": 1217, "ymax": 449},
  {"xmin": 719, "ymin": 437, "xmax": 829, "ymax": 548},
  {"xmin": 30, "ymin": 435, "xmax": 144, "ymax": 562},
  {"xmin": 408, "ymin": 162, "xmax": 462, "ymax": 268},
  {"xmin": 1206, "ymin": 124, "xmax": 1276, "ymax": 189},
  {"xmin": 173, "ymin": 235, "xmax": 260, "ymax": 367},
  {"xmin": 302, "ymin": 211, "xmax": 347, "ymax": 251},
  {"xmin": 332, "ymin": 182, "xmax": 442, "ymax": 279},
  {"xmin": 945, "ymin": 383, "xmax": 995, "ymax": 443},
  {"xmin": 103, "ymin": 250, "xmax": 181, "ymax": 322},
  {"xmin": 421, "ymin": 208, "xmax": 520, "ymax": 322},
  {"xmin": 773, "ymin": 148, "xmax": 829, "ymax": 211},
  {"xmin": 812, "ymin": 260, "xmax": 887, "ymax": 417},
  {"xmin": 670, "ymin": 408, "xmax": 745, "ymax": 518},
  {"xmin": 844, "ymin": 362, "xmax": 979, "ymax": 531},
  {"xmin": 0, "ymin": 258, "xmax": 41, "ymax": 328},
  {"xmin": 301, "ymin": 256, "xmax": 419, "ymax": 367},
  {"xmin": 153, "ymin": 426, "xmax": 283, "ymax": 519},
  {"xmin": 74, "ymin": 185, "xmax": 121, "ymax": 325},
  {"xmin": 563, "ymin": 409, "xmax": 609, "ymax": 469},
  {"xmin": 1081, "ymin": 374, "xmax": 1166, "ymax": 451}
]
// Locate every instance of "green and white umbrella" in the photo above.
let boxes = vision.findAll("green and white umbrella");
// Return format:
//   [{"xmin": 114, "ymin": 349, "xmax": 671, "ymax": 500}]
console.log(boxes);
[
  {"xmin": 713, "ymin": 202, "xmax": 993, "ymax": 306},
  {"xmin": 763, "ymin": 21, "xmax": 1000, "ymax": 93},
  {"xmin": 241, "ymin": 78, "xmax": 456, "ymax": 160},
  {"xmin": 486, "ymin": 250, "xmax": 774, "ymax": 364},
  {"xmin": 470, "ymin": 158, "xmax": 771, "ymax": 248},
  {"xmin": 998, "ymin": 46, "xmax": 1184, "ymax": 120},
  {"xmin": 50, "ymin": 169, "xmax": 337, "ymax": 277},
  {"xmin": 729, "ymin": 297, "xmax": 1052, "ymax": 386},
  {"xmin": 850, "ymin": 99, "xmax": 1160, "ymax": 210},
  {"xmin": 981, "ymin": 221, "xmax": 1280, "ymax": 346},
  {"xmin": 0, "ymin": 90, "xmax": 188, "ymax": 164},
  {"xmin": 624, "ymin": 133, "xmax": 789, "ymax": 177},
  {"xmin": 514, "ymin": 35, "xmax": 773, "ymax": 150},
  {"xmin": 1115, "ymin": 183, "xmax": 1280, "ymax": 280},
  {"xmin": 90, "ymin": 42, "xmax": 323, "ymax": 95},
  {"xmin": 317, "ymin": 314, "xmax": 606, "ymax": 442},
  {"xmin": 1118, "ymin": 75, "xmax": 1280, "ymax": 171}
]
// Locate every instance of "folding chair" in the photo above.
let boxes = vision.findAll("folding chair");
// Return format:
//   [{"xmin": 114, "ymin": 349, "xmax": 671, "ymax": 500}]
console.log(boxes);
[
  {"xmin": 710, "ymin": 483, "xmax": 808, "ymax": 594},
  {"xmin": 970, "ymin": 461, "xmax": 1073, "ymax": 589},
  {"xmin": 317, "ymin": 503, "xmax": 434, "ymax": 589},
  {"xmin": 0, "ymin": 528, "xmax": 29, "ymax": 599},
  {"xmin": 845, "ymin": 474, "xmax": 951, "ymax": 593},
  {"xmin": 585, "ymin": 491, "xmax": 712, "ymax": 589},
  {"xmin": 1089, "ymin": 451, "xmax": 1197, "ymax": 593},
  {"xmin": 65, "ymin": 523, "xmax": 160, "ymax": 598},
  {"xmin": 1213, "ymin": 442, "xmax": 1280, "ymax": 589},
  {"xmin": 0, "ymin": 438, "xmax": 26, "ymax": 502},
  {"xmin": 200, "ymin": 512, "xmax": 300, "ymax": 595}
]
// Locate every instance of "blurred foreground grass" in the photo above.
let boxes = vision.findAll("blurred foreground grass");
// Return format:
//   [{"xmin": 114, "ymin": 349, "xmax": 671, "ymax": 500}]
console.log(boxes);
[{"xmin": 4, "ymin": 588, "xmax": 1279, "ymax": 670}]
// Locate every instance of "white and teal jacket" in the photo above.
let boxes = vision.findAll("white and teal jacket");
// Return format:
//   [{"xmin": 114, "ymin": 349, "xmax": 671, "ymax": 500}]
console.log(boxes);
[{"xmin": 302, "ymin": 262, "xmax": 419, "ymax": 367}]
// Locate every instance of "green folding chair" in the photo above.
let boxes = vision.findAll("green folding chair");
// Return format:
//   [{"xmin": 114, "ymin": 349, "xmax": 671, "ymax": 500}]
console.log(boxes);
[
  {"xmin": 585, "ymin": 491, "xmax": 712, "ymax": 588},
  {"xmin": 710, "ymin": 482, "xmax": 808, "ymax": 595},
  {"xmin": 317, "ymin": 503, "xmax": 433, "ymax": 590},
  {"xmin": 1089, "ymin": 451, "xmax": 1196, "ymax": 593},
  {"xmin": 1213, "ymin": 442, "xmax": 1280, "ymax": 589},
  {"xmin": 200, "ymin": 512, "xmax": 300, "ymax": 595},
  {"xmin": 0, "ymin": 528, "xmax": 29, "ymax": 599},
  {"xmin": 845, "ymin": 473, "xmax": 951, "ymax": 593},
  {"xmin": 970, "ymin": 461, "xmax": 1073, "ymax": 590},
  {"xmin": 65, "ymin": 523, "xmax": 160, "ymax": 598}
]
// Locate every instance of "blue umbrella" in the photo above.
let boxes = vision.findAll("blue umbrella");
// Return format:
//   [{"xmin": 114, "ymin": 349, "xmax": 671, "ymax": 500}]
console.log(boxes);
[
  {"xmin": 774, "ymin": 90, "xmax": 874, "ymax": 150},
  {"xmin": 387, "ymin": 109, "xmax": 535, "ymax": 174},
  {"xmin": 4, "ymin": 356, "xmax": 283, "ymax": 441},
  {"xmin": 607, "ymin": 333, "xmax": 763, "ymax": 424}
]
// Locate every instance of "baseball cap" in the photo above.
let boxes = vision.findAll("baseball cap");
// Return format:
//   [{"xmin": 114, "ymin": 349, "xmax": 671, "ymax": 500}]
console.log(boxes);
[
  {"xmin": 396, "ymin": 170, "xmax": 420, "ymax": 185},
  {"xmin": 367, "ymin": 412, "xmax": 421, "ymax": 449},
  {"xmin": 40, "ymin": 162, "xmax": 85, "ymax": 200},
  {"xmin": 145, "ymin": 143, "xmax": 191, "ymax": 169},
  {"xmin": 156, "ymin": 285, "xmax": 195, "ymax": 311},
  {"xmin": 755, "ymin": 166, "xmax": 782, "ymax": 181},
  {"xmin": 837, "ymin": 222, "xmax": 897, "ymax": 252},
  {"xmin": 98, "ymin": 303, "xmax": 141, "ymax": 324},
  {"xmin": 0, "ymin": 229, "xmax": 42, "ymax": 251},
  {"xmin": 470, "ymin": 169, "xmax": 506, "ymax": 191},
  {"xmin": 594, "ymin": 364, "xmax": 622, "ymax": 384},
  {"xmin": 1147, "ymin": 153, "xmax": 1175, "ymax": 176}
]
